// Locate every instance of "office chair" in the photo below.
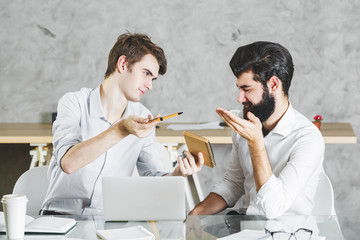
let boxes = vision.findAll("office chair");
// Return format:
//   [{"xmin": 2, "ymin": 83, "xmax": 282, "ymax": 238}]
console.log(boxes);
[
  {"xmin": 12, "ymin": 165, "xmax": 49, "ymax": 215},
  {"xmin": 312, "ymin": 171, "xmax": 336, "ymax": 215},
  {"xmin": 218, "ymin": 171, "xmax": 337, "ymax": 216},
  {"xmin": 313, "ymin": 172, "xmax": 345, "ymax": 239}
]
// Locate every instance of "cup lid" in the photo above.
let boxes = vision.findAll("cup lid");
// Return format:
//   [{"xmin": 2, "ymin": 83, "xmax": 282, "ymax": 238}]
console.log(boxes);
[{"xmin": 1, "ymin": 194, "xmax": 28, "ymax": 203}]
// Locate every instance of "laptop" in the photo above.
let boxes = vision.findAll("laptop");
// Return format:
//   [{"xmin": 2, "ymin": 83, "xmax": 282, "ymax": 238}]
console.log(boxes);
[{"xmin": 102, "ymin": 176, "xmax": 186, "ymax": 221}]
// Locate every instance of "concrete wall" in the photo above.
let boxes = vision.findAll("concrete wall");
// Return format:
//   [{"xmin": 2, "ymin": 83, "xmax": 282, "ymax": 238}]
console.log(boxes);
[{"xmin": 1, "ymin": 0, "xmax": 359, "ymax": 237}]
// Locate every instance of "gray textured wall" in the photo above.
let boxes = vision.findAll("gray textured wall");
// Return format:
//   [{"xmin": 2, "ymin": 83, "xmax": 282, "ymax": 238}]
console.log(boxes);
[{"xmin": 0, "ymin": 0, "xmax": 359, "ymax": 236}]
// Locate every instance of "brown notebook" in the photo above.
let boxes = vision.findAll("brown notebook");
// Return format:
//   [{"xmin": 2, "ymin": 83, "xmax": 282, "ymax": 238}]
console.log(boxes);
[{"xmin": 183, "ymin": 131, "xmax": 216, "ymax": 168}]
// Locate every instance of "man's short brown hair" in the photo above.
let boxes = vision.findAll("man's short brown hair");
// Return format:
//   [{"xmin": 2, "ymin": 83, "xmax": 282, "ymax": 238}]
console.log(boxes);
[{"xmin": 104, "ymin": 33, "xmax": 167, "ymax": 79}]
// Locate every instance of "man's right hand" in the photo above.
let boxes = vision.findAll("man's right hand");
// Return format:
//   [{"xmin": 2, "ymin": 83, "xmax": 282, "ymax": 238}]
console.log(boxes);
[{"xmin": 118, "ymin": 114, "xmax": 159, "ymax": 138}]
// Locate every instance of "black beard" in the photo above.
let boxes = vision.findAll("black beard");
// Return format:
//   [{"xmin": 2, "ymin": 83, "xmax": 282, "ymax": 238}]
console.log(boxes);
[{"xmin": 243, "ymin": 88, "xmax": 275, "ymax": 123}]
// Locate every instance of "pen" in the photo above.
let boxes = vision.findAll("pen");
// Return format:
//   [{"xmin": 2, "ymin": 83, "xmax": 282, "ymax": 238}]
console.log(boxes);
[{"xmin": 149, "ymin": 112, "xmax": 183, "ymax": 122}]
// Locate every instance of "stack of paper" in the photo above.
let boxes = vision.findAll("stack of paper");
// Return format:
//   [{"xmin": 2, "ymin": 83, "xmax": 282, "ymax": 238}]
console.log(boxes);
[
  {"xmin": 167, "ymin": 121, "xmax": 224, "ymax": 130},
  {"xmin": 96, "ymin": 225, "xmax": 155, "ymax": 240}
]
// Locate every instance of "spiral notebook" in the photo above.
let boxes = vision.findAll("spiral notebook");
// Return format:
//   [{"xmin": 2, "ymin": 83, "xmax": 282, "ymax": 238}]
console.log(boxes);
[
  {"xmin": 183, "ymin": 131, "xmax": 216, "ymax": 168},
  {"xmin": 0, "ymin": 212, "xmax": 76, "ymax": 234}
]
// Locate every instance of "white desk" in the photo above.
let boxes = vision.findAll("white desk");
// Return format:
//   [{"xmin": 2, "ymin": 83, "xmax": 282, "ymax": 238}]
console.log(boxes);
[
  {"xmin": 155, "ymin": 122, "xmax": 357, "ymax": 144},
  {"xmin": 0, "ymin": 122, "xmax": 357, "ymax": 144},
  {"xmin": 0, "ymin": 215, "xmax": 349, "ymax": 239}
]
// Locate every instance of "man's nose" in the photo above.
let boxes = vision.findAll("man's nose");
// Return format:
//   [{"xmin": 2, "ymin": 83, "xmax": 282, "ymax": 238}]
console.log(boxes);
[
  {"xmin": 145, "ymin": 79, "xmax": 152, "ymax": 90},
  {"xmin": 237, "ymin": 91, "xmax": 246, "ymax": 103}
]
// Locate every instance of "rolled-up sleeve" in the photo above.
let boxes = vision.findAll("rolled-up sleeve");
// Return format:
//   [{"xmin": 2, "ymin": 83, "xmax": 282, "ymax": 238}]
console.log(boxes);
[
  {"xmin": 255, "ymin": 130, "xmax": 325, "ymax": 219},
  {"xmin": 52, "ymin": 93, "xmax": 82, "ymax": 168},
  {"xmin": 212, "ymin": 140, "xmax": 246, "ymax": 207}
]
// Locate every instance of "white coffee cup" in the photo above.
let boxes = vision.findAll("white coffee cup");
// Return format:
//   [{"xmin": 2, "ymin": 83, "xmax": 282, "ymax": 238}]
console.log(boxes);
[
  {"xmin": 229, "ymin": 109, "xmax": 242, "ymax": 117},
  {"xmin": 1, "ymin": 194, "xmax": 28, "ymax": 239}
]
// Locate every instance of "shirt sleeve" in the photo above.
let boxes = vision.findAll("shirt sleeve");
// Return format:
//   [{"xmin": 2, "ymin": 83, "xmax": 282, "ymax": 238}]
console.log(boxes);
[
  {"xmin": 212, "ymin": 134, "xmax": 246, "ymax": 207},
  {"xmin": 136, "ymin": 127, "xmax": 168, "ymax": 177},
  {"xmin": 256, "ymin": 129, "xmax": 325, "ymax": 219},
  {"xmin": 52, "ymin": 93, "xmax": 82, "ymax": 169}
]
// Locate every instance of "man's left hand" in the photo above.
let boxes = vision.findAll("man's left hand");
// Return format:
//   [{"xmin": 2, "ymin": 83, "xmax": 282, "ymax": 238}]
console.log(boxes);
[{"xmin": 171, "ymin": 151, "xmax": 204, "ymax": 177}]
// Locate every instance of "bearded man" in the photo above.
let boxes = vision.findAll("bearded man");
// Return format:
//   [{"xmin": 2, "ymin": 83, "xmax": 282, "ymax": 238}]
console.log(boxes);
[{"xmin": 188, "ymin": 41, "xmax": 325, "ymax": 219}]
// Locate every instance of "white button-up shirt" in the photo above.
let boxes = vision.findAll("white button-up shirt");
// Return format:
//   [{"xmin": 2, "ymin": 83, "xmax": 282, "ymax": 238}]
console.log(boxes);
[
  {"xmin": 42, "ymin": 86, "xmax": 166, "ymax": 215},
  {"xmin": 212, "ymin": 104, "xmax": 325, "ymax": 219}
]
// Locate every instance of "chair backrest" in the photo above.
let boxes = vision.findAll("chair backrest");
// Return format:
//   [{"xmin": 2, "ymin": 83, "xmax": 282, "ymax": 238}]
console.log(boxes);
[
  {"xmin": 12, "ymin": 165, "xmax": 49, "ymax": 215},
  {"xmin": 312, "ymin": 171, "xmax": 336, "ymax": 215}
]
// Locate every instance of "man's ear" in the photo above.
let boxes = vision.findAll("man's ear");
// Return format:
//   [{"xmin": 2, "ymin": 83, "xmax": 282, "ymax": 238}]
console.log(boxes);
[
  {"xmin": 267, "ymin": 76, "xmax": 281, "ymax": 93},
  {"xmin": 116, "ymin": 55, "xmax": 128, "ymax": 73}
]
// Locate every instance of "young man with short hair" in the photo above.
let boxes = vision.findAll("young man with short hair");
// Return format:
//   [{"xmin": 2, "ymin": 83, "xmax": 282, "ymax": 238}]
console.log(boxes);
[{"xmin": 41, "ymin": 33, "xmax": 204, "ymax": 215}]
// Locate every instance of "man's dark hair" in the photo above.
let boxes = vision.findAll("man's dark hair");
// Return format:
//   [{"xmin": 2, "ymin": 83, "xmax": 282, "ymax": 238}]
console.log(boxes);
[
  {"xmin": 229, "ymin": 41, "xmax": 294, "ymax": 97},
  {"xmin": 104, "ymin": 32, "xmax": 167, "ymax": 79}
]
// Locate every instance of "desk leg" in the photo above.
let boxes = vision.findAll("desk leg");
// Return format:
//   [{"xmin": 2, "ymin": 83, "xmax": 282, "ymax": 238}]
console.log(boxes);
[
  {"xmin": 186, "ymin": 174, "xmax": 205, "ymax": 210},
  {"xmin": 185, "ymin": 177, "xmax": 195, "ymax": 210},
  {"xmin": 148, "ymin": 221, "xmax": 161, "ymax": 240},
  {"xmin": 29, "ymin": 143, "xmax": 49, "ymax": 169},
  {"xmin": 161, "ymin": 143, "xmax": 180, "ymax": 167}
]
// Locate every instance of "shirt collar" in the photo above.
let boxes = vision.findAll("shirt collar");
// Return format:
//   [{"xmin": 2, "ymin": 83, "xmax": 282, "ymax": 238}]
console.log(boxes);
[
  {"xmin": 111, "ymin": 103, "xmax": 131, "ymax": 125},
  {"xmin": 89, "ymin": 84, "xmax": 132, "ymax": 121},
  {"xmin": 268, "ymin": 102, "xmax": 295, "ymax": 137},
  {"xmin": 89, "ymin": 85, "xmax": 105, "ymax": 119}
]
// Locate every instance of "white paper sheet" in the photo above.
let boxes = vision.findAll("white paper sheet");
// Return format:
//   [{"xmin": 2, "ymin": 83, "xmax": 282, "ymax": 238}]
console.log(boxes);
[
  {"xmin": 166, "ymin": 121, "xmax": 224, "ymax": 130},
  {"xmin": 96, "ymin": 225, "xmax": 155, "ymax": 240},
  {"xmin": 216, "ymin": 229, "xmax": 269, "ymax": 240},
  {"xmin": 217, "ymin": 229, "xmax": 326, "ymax": 240}
]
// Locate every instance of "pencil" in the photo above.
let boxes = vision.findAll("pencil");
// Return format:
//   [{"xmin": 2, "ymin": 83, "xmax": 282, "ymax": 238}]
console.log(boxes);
[{"xmin": 149, "ymin": 112, "xmax": 183, "ymax": 122}]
